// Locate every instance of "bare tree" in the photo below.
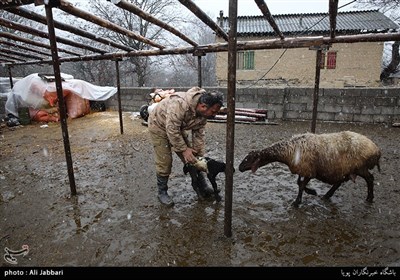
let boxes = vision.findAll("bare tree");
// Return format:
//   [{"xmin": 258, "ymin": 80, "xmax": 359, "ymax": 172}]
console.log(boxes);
[
  {"xmin": 0, "ymin": 8, "xmax": 51, "ymax": 77},
  {"xmin": 356, "ymin": 0, "xmax": 400, "ymax": 82},
  {"xmin": 162, "ymin": 16, "xmax": 217, "ymax": 87},
  {"xmin": 88, "ymin": 0, "xmax": 184, "ymax": 87}
]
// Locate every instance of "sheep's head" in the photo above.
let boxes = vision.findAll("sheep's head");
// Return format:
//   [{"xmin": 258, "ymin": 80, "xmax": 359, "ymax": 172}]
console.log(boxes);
[{"xmin": 239, "ymin": 151, "xmax": 261, "ymax": 173}]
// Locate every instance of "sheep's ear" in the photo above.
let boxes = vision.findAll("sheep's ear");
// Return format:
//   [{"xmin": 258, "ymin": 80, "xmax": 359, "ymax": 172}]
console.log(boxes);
[{"xmin": 251, "ymin": 158, "xmax": 261, "ymax": 173}]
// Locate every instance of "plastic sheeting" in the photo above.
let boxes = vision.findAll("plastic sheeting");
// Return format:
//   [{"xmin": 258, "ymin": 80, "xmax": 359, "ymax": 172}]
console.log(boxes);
[{"xmin": 5, "ymin": 73, "xmax": 117, "ymax": 117}]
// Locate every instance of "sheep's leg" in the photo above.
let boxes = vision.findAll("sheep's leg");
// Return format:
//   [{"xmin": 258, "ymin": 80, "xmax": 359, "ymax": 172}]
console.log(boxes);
[
  {"xmin": 304, "ymin": 187, "xmax": 317, "ymax": 196},
  {"xmin": 186, "ymin": 166, "xmax": 202, "ymax": 199},
  {"xmin": 294, "ymin": 176, "xmax": 311, "ymax": 207},
  {"xmin": 207, "ymin": 174, "xmax": 222, "ymax": 202},
  {"xmin": 359, "ymin": 170, "xmax": 374, "ymax": 202},
  {"xmin": 197, "ymin": 172, "xmax": 214, "ymax": 198},
  {"xmin": 323, "ymin": 183, "xmax": 341, "ymax": 200}
]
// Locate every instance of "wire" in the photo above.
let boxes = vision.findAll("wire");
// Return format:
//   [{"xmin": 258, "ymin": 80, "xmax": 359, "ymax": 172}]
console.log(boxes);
[{"xmin": 235, "ymin": 0, "xmax": 359, "ymax": 88}]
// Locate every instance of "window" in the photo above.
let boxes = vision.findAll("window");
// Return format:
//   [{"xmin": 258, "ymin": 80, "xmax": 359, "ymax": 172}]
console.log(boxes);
[
  {"xmin": 320, "ymin": 51, "xmax": 337, "ymax": 69},
  {"xmin": 237, "ymin": 51, "xmax": 255, "ymax": 70},
  {"xmin": 326, "ymin": 51, "xmax": 337, "ymax": 69}
]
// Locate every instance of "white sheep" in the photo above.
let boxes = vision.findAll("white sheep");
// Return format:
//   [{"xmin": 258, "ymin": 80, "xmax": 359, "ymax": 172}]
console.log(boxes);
[{"xmin": 238, "ymin": 131, "xmax": 381, "ymax": 207}]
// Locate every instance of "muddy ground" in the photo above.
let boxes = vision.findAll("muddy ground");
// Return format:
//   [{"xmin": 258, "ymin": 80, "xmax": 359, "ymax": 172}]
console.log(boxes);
[{"xmin": 0, "ymin": 111, "xmax": 399, "ymax": 268}]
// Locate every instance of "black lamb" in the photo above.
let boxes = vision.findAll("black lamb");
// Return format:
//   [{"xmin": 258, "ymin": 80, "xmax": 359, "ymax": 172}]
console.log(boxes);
[{"xmin": 183, "ymin": 157, "xmax": 228, "ymax": 202}]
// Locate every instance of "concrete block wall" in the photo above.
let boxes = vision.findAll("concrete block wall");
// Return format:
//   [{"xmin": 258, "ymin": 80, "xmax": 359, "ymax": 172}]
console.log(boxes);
[
  {"xmin": 1, "ymin": 87, "xmax": 399, "ymax": 124},
  {"xmin": 106, "ymin": 87, "xmax": 400, "ymax": 124}
]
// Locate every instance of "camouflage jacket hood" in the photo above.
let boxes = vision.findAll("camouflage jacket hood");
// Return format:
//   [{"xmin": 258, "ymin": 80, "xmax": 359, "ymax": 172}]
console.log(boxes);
[{"xmin": 148, "ymin": 87, "xmax": 207, "ymax": 156}]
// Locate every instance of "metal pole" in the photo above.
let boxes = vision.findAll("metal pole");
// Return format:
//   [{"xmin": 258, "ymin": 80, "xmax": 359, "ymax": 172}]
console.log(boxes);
[
  {"xmin": 115, "ymin": 59, "xmax": 123, "ymax": 134},
  {"xmin": 45, "ymin": 3, "xmax": 77, "ymax": 195},
  {"xmin": 311, "ymin": 49, "xmax": 322, "ymax": 133},
  {"xmin": 7, "ymin": 65, "xmax": 13, "ymax": 88},
  {"xmin": 224, "ymin": 0, "xmax": 237, "ymax": 238},
  {"xmin": 197, "ymin": 55, "xmax": 202, "ymax": 88}
]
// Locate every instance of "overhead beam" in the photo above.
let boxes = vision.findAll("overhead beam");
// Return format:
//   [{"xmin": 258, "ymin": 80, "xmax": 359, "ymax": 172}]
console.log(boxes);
[
  {"xmin": 178, "ymin": 0, "xmax": 229, "ymax": 41},
  {"xmin": 6, "ymin": 6, "xmax": 135, "ymax": 52},
  {"xmin": 254, "ymin": 0, "xmax": 284, "ymax": 40},
  {"xmin": 58, "ymin": 0, "xmax": 164, "ymax": 49},
  {"xmin": 109, "ymin": 0, "xmax": 198, "ymax": 47},
  {"xmin": 0, "ymin": 46, "xmax": 45, "ymax": 59},
  {"xmin": 0, "ymin": 31, "xmax": 81, "ymax": 56},
  {"xmin": 0, "ymin": 0, "xmax": 35, "ymax": 9},
  {"xmin": 0, "ymin": 17, "xmax": 107, "ymax": 53},
  {"xmin": 0, "ymin": 51, "xmax": 26, "ymax": 61},
  {"xmin": 0, "ymin": 38, "xmax": 51, "ymax": 56},
  {"xmin": 10, "ymin": 32, "xmax": 400, "ymax": 66},
  {"xmin": 0, "ymin": 58, "xmax": 16, "ymax": 63},
  {"xmin": 329, "ymin": 0, "xmax": 339, "ymax": 39}
]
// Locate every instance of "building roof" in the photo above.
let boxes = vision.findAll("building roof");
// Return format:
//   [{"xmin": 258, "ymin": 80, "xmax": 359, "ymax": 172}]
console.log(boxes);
[{"xmin": 218, "ymin": 10, "xmax": 399, "ymax": 37}]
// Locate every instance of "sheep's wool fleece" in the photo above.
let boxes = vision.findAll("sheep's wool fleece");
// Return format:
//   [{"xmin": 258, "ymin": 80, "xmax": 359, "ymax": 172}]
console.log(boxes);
[
  {"xmin": 193, "ymin": 157, "xmax": 208, "ymax": 173},
  {"xmin": 147, "ymin": 87, "xmax": 207, "ymax": 156},
  {"xmin": 283, "ymin": 131, "xmax": 380, "ymax": 179}
]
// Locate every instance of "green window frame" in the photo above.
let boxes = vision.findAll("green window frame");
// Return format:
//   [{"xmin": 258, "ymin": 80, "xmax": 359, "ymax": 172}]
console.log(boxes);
[{"xmin": 237, "ymin": 51, "xmax": 255, "ymax": 70}]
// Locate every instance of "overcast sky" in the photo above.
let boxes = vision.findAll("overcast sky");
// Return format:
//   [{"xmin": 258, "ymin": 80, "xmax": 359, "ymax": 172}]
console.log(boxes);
[{"xmin": 193, "ymin": 0, "xmax": 361, "ymax": 17}]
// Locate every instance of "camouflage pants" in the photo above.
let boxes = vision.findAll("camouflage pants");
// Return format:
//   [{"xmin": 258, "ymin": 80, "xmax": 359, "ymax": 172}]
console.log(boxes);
[{"xmin": 149, "ymin": 130, "xmax": 190, "ymax": 177}]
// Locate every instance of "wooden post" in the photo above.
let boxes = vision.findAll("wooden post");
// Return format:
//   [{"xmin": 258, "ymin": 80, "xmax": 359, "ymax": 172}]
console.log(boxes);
[
  {"xmin": 7, "ymin": 65, "xmax": 13, "ymax": 88},
  {"xmin": 310, "ymin": 46, "xmax": 324, "ymax": 133},
  {"xmin": 197, "ymin": 55, "xmax": 202, "ymax": 88},
  {"xmin": 115, "ymin": 59, "xmax": 123, "ymax": 134},
  {"xmin": 193, "ymin": 50, "xmax": 205, "ymax": 88},
  {"xmin": 224, "ymin": 0, "xmax": 237, "ymax": 238},
  {"xmin": 45, "ymin": 2, "xmax": 77, "ymax": 196}
]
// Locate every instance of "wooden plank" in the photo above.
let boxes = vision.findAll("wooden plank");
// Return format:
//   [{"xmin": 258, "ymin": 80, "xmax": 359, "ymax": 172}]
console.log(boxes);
[
  {"xmin": 329, "ymin": 0, "xmax": 338, "ymax": 39},
  {"xmin": 10, "ymin": 32, "xmax": 400, "ymax": 66},
  {"xmin": 7, "ymin": 6, "xmax": 135, "ymax": 52},
  {"xmin": 0, "ymin": 0, "xmax": 35, "ymax": 9},
  {"xmin": 59, "ymin": 0, "xmax": 164, "ymax": 49},
  {"xmin": 254, "ymin": 0, "xmax": 284, "ymax": 40},
  {"xmin": 178, "ymin": 0, "xmax": 229, "ymax": 41},
  {"xmin": 215, "ymin": 114, "xmax": 258, "ymax": 122},
  {"xmin": 235, "ymin": 108, "xmax": 268, "ymax": 114},
  {"xmin": 111, "ymin": 0, "xmax": 198, "ymax": 47}
]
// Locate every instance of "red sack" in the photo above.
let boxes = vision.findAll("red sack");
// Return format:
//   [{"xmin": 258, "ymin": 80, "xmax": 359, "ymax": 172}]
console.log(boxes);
[{"xmin": 65, "ymin": 92, "xmax": 90, "ymax": 119}]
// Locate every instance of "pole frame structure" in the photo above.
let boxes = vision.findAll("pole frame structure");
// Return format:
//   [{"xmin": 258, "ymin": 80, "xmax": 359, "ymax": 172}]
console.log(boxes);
[
  {"xmin": 45, "ymin": 1, "xmax": 77, "ymax": 196},
  {"xmin": 115, "ymin": 59, "xmax": 124, "ymax": 135},
  {"xmin": 224, "ymin": 0, "xmax": 238, "ymax": 238}
]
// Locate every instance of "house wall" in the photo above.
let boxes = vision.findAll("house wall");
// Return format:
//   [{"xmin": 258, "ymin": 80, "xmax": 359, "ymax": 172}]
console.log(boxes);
[
  {"xmin": 216, "ymin": 37, "xmax": 384, "ymax": 88},
  {"xmin": 2, "ymin": 87, "xmax": 398, "ymax": 124}
]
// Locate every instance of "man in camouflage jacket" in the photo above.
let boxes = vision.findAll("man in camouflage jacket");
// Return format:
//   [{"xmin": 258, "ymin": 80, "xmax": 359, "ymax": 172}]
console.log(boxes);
[{"xmin": 148, "ymin": 87, "xmax": 223, "ymax": 206}]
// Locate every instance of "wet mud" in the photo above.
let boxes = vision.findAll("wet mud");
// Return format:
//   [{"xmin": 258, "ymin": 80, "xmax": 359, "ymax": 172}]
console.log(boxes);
[{"xmin": 0, "ymin": 111, "xmax": 399, "ymax": 267}]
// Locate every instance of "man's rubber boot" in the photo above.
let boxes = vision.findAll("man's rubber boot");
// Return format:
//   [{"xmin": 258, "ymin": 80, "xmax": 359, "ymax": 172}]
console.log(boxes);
[
  {"xmin": 197, "ymin": 172, "xmax": 214, "ymax": 199},
  {"xmin": 157, "ymin": 175, "xmax": 174, "ymax": 207}
]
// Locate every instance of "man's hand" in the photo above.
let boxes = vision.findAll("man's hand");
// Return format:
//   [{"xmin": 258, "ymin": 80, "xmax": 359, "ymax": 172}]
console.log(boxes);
[{"xmin": 183, "ymin": 148, "xmax": 197, "ymax": 164}]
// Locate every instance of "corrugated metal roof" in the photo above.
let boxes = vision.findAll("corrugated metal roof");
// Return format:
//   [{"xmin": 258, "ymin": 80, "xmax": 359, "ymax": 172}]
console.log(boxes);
[{"xmin": 219, "ymin": 10, "xmax": 399, "ymax": 37}]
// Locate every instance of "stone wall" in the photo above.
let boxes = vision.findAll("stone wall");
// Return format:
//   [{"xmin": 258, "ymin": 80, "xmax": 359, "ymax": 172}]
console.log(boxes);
[{"xmin": 1, "ymin": 87, "xmax": 399, "ymax": 124}]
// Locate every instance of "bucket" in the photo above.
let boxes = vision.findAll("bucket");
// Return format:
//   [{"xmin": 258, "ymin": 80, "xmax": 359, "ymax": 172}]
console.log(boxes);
[{"xmin": 18, "ymin": 107, "xmax": 31, "ymax": 125}]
